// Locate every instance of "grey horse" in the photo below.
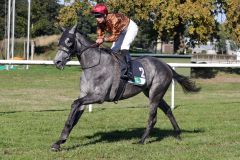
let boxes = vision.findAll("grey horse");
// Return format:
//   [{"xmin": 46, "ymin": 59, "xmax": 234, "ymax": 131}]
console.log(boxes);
[{"xmin": 52, "ymin": 25, "xmax": 200, "ymax": 151}]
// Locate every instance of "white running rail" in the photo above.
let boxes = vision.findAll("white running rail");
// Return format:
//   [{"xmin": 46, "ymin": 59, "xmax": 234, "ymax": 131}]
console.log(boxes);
[{"xmin": 1, "ymin": 60, "xmax": 240, "ymax": 111}]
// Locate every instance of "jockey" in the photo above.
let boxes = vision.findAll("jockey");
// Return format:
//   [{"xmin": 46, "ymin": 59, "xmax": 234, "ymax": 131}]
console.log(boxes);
[{"xmin": 92, "ymin": 3, "xmax": 138, "ymax": 80}]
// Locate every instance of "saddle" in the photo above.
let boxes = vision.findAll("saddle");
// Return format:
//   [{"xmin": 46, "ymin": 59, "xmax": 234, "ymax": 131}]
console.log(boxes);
[
  {"xmin": 111, "ymin": 52, "xmax": 146, "ymax": 102},
  {"xmin": 106, "ymin": 50, "xmax": 146, "ymax": 86}
]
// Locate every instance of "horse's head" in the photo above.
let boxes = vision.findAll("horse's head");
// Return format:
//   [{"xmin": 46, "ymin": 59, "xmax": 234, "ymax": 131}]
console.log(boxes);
[{"xmin": 54, "ymin": 24, "xmax": 78, "ymax": 70}]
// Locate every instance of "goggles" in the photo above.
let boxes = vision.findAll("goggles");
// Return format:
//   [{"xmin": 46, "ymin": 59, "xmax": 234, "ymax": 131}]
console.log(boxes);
[{"xmin": 93, "ymin": 13, "xmax": 105, "ymax": 18}]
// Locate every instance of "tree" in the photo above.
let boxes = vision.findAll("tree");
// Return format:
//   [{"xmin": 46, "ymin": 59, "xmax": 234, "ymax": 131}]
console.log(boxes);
[
  {"xmin": 0, "ymin": 0, "xmax": 9, "ymax": 40},
  {"xmin": 0, "ymin": 0, "xmax": 29, "ymax": 39},
  {"xmin": 222, "ymin": 0, "xmax": 240, "ymax": 45},
  {"xmin": 15, "ymin": 0, "xmax": 28, "ymax": 38},
  {"xmin": 56, "ymin": 1, "xmax": 97, "ymax": 34},
  {"xmin": 216, "ymin": 24, "xmax": 228, "ymax": 54},
  {"xmin": 31, "ymin": 0, "xmax": 61, "ymax": 37},
  {"xmin": 0, "ymin": 0, "xmax": 61, "ymax": 39},
  {"xmin": 107, "ymin": 0, "xmax": 216, "ymax": 52},
  {"xmin": 106, "ymin": 0, "xmax": 160, "ymax": 50}
]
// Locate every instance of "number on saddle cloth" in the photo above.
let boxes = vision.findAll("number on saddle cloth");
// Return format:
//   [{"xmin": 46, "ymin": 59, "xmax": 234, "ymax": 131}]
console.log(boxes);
[
  {"xmin": 108, "ymin": 50, "xmax": 146, "ymax": 86},
  {"xmin": 129, "ymin": 60, "xmax": 146, "ymax": 86}
]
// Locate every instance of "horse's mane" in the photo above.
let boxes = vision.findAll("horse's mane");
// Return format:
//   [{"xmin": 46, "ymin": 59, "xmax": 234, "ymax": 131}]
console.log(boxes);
[
  {"xmin": 77, "ymin": 30, "xmax": 112, "ymax": 54},
  {"xmin": 77, "ymin": 30, "xmax": 95, "ymax": 44}
]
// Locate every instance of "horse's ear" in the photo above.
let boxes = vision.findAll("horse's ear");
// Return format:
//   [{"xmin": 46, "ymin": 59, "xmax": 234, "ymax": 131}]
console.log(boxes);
[
  {"xmin": 61, "ymin": 27, "xmax": 66, "ymax": 32},
  {"xmin": 69, "ymin": 23, "xmax": 77, "ymax": 34}
]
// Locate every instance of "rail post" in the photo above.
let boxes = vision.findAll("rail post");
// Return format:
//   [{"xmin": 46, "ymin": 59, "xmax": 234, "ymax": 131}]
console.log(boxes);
[{"xmin": 171, "ymin": 67, "xmax": 175, "ymax": 110}]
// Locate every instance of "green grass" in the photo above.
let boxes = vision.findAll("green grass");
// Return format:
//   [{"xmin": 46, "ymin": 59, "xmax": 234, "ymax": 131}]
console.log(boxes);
[{"xmin": 0, "ymin": 66, "xmax": 240, "ymax": 160}]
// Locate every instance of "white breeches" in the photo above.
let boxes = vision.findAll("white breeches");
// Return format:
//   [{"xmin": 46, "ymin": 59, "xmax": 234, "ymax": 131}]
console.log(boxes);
[{"xmin": 111, "ymin": 20, "xmax": 138, "ymax": 52}]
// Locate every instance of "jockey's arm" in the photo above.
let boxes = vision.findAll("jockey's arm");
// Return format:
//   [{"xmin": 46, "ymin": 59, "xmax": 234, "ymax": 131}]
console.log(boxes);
[
  {"xmin": 104, "ymin": 27, "xmax": 120, "ymax": 42},
  {"xmin": 97, "ymin": 23, "xmax": 105, "ymax": 40}
]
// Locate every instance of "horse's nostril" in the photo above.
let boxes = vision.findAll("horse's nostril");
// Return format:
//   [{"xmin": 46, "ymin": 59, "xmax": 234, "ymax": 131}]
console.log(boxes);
[
  {"xmin": 54, "ymin": 60, "xmax": 62, "ymax": 65},
  {"xmin": 56, "ymin": 61, "xmax": 61, "ymax": 64}
]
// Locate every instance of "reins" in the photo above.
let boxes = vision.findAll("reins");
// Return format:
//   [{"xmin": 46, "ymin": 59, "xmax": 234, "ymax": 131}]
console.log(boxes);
[
  {"xmin": 72, "ymin": 33, "xmax": 123, "ymax": 69},
  {"xmin": 77, "ymin": 43, "xmax": 100, "ymax": 55}
]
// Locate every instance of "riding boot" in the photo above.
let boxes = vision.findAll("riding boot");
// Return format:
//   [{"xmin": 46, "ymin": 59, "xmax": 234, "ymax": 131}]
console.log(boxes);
[{"xmin": 121, "ymin": 49, "xmax": 134, "ymax": 81}]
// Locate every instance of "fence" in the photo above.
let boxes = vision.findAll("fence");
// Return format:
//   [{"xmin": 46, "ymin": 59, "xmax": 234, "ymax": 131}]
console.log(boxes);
[
  {"xmin": 1, "ymin": 60, "xmax": 240, "ymax": 111},
  {"xmin": 191, "ymin": 54, "xmax": 239, "ymax": 64}
]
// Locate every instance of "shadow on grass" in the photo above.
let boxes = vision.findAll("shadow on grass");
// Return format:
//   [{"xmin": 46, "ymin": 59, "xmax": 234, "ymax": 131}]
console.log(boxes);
[
  {"xmin": 0, "ymin": 109, "xmax": 68, "ymax": 116},
  {"xmin": 64, "ymin": 128, "xmax": 204, "ymax": 151}
]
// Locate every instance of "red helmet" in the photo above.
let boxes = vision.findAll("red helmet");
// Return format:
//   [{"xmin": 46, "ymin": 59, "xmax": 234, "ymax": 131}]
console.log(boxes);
[{"xmin": 92, "ymin": 4, "xmax": 108, "ymax": 15}]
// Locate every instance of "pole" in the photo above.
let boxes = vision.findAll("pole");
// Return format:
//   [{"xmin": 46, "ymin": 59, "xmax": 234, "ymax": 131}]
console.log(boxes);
[
  {"xmin": 23, "ymin": 40, "xmax": 26, "ymax": 59},
  {"xmin": 171, "ymin": 67, "xmax": 175, "ymax": 110},
  {"xmin": 88, "ymin": 104, "xmax": 93, "ymax": 112},
  {"xmin": 26, "ymin": 0, "xmax": 31, "ymax": 69},
  {"xmin": 11, "ymin": 0, "xmax": 15, "ymax": 62},
  {"xmin": 4, "ymin": 0, "xmax": 8, "ymax": 59},
  {"xmin": 7, "ymin": 0, "xmax": 12, "ymax": 70},
  {"xmin": 31, "ymin": 40, "xmax": 34, "ymax": 60}
]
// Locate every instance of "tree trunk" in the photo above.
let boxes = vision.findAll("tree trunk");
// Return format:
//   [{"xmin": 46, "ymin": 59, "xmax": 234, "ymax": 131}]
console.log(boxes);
[{"xmin": 173, "ymin": 23, "xmax": 185, "ymax": 53}]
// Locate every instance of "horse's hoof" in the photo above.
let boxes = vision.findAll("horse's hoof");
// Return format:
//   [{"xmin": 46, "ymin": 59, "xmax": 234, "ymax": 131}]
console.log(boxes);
[
  {"xmin": 51, "ymin": 143, "xmax": 61, "ymax": 152},
  {"xmin": 138, "ymin": 140, "xmax": 145, "ymax": 145},
  {"xmin": 174, "ymin": 133, "xmax": 182, "ymax": 141},
  {"xmin": 174, "ymin": 130, "xmax": 182, "ymax": 140},
  {"xmin": 175, "ymin": 135, "xmax": 182, "ymax": 141}
]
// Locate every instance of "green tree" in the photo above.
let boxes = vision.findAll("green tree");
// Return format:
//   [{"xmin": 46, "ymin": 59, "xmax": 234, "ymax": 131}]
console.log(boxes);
[
  {"xmin": 15, "ymin": 0, "xmax": 28, "ymax": 38},
  {"xmin": 0, "ymin": 0, "xmax": 29, "ymax": 39},
  {"xmin": 0, "ymin": 0, "xmax": 61, "ymax": 39},
  {"xmin": 57, "ymin": 1, "xmax": 96, "ymax": 34},
  {"xmin": 107, "ymin": 0, "xmax": 216, "ymax": 52},
  {"xmin": 31, "ymin": 0, "xmax": 61, "ymax": 37},
  {"xmin": 0, "ymin": 0, "xmax": 8, "ymax": 40},
  {"xmin": 223, "ymin": 0, "xmax": 240, "ymax": 44},
  {"xmin": 216, "ymin": 24, "xmax": 228, "ymax": 54}
]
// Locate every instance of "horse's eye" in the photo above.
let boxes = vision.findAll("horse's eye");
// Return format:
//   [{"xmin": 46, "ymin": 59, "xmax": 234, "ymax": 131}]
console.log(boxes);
[{"xmin": 65, "ymin": 38, "xmax": 73, "ymax": 47}]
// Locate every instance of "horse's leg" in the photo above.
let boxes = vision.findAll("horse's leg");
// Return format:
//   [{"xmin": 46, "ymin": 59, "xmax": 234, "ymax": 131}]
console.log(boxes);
[
  {"xmin": 159, "ymin": 99, "xmax": 181, "ymax": 137},
  {"xmin": 140, "ymin": 81, "xmax": 171, "ymax": 144},
  {"xmin": 139, "ymin": 101, "xmax": 158, "ymax": 144},
  {"xmin": 51, "ymin": 98, "xmax": 85, "ymax": 151},
  {"xmin": 51, "ymin": 94, "xmax": 105, "ymax": 151}
]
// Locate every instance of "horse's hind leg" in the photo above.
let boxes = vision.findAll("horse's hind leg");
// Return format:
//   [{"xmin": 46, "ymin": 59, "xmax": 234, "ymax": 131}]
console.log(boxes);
[
  {"xmin": 159, "ymin": 99, "xmax": 181, "ymax": 137},
  {"xmin": 51, "ymin": 98, "xmax": 85, "ymax": 151},
  {"xmin": 140, "ymin": 83, "xmax": 169, "ymax": 144},
  {"xmin": 139, "ymin": 102, "xmax": 158, "ymax": 144}
]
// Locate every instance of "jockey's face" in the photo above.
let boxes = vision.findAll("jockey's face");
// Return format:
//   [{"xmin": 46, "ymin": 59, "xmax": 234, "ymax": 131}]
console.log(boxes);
[{"xmin": 96, "ymin": 17, "xmax": 105, "ymax": 23}]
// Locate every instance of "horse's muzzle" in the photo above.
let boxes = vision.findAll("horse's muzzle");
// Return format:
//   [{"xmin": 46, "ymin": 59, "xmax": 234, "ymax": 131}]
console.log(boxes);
[
  {"xmin": 54, "ymin": 60, "xmax": 64, "ymax": 70},
  {"xmin": 54, "ymin": 50, "xmax": 70, "ymax": 70}
]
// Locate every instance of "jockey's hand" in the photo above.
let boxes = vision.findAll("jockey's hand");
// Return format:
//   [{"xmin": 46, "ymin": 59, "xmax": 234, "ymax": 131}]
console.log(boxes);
[{"xmin": 96, "ymin": 38, "xmax": 104, "ymax": 45}]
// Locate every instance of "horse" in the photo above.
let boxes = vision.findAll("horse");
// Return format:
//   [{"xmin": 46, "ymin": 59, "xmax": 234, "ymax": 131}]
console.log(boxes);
[{"xmin": 51, "ymin": 24, "xmax": 201, "ymax": 151}]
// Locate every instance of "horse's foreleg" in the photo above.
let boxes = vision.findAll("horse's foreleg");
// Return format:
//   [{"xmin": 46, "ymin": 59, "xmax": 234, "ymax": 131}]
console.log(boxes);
[
  {"xmin": 139, "ymin": 103, "xmax": 158, "ymax": 144},
  {"xmin": 159, "ymin": 99, "xmax": 181, "ymax": 137},
  {"xmin": 51, "ymin": 98, "xmax": 85, "ymax": 151}
]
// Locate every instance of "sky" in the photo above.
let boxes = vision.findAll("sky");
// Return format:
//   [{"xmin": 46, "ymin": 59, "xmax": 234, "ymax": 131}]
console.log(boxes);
[
  {"xmin": 58, "ymin": 0, "xmax": 64, "ymax": 4},
  {"xmin": 216, "ymin": 13, "xmax": 226, "ymax": 23}
]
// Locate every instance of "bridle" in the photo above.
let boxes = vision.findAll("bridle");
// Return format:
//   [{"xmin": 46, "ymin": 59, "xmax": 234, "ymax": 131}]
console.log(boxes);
[{"xmin": 58, "ymin": 31, "xmax": 100, "ymax": 59}]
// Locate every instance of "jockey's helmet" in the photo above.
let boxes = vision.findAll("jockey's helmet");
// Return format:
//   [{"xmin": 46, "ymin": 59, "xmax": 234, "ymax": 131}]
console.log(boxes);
[{"xmin": 92, "ymin": 3, "xmax": 108, "ymax": 17}]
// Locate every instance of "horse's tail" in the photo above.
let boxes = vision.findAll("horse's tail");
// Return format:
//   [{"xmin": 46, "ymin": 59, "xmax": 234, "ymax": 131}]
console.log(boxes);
[{"xmin": 170, "ymin": 66, "xmax": 201, "ymax": 93}]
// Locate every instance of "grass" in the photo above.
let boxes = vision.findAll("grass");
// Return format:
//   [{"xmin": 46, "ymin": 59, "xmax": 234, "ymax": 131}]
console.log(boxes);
[{"xmin": 0, "ymin": 65, "xmax": 240, "ymax": 159}]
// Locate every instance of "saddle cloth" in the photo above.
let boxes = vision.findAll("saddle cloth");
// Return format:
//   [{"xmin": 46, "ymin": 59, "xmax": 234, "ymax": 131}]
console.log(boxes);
[
  {"xmin": 128, "ymin": 60, "xmax": 146, "ymax": 86},
  {"xmin": 113, "ymin": 59, "xmax": 146, "ymax": 102}
]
